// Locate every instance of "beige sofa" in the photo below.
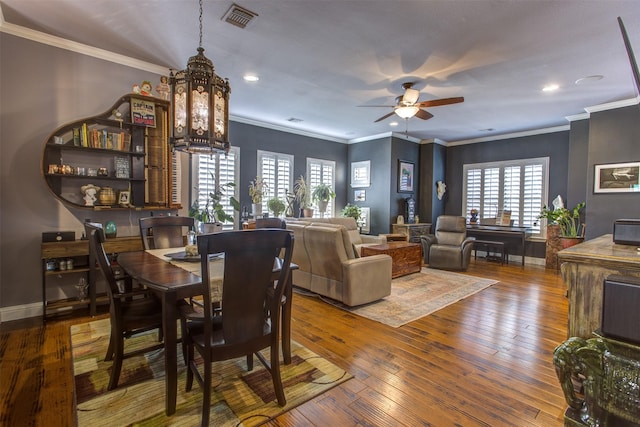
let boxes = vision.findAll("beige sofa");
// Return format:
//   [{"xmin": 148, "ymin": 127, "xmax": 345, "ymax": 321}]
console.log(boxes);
[{"xmin": 286, "ymin": 218, "xmax": 392, "ymax": 306}]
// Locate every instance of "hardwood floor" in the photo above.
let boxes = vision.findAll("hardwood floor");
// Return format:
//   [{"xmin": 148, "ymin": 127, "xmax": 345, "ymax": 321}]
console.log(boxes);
[{"xmin": 0, "ymin": 260, "xmax": 569, "ymax": 426}]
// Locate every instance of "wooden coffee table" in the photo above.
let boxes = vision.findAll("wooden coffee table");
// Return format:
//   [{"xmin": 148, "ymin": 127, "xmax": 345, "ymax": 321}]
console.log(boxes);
[{"xmin": 361, "ymin": 241, "xmax": 422, "ymax": 278}]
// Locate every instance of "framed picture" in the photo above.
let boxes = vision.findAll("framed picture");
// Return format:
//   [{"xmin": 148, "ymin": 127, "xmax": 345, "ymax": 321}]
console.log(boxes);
[
  {"xmin": 359, "ymin": 207, "xmax": 371, "ymax": 234},
  {"xmin": 354, "ymin": 189, "xmax": 366, "ymax": 202},
  {"xmin": 398, "ymin": 160, "xmax": 415, "ymax": 193},
  {"xmin": 118, "ymin": 190, "xmax": 131, "ymax": 206},
  {"xmin": 351, "ymin": 160, "xmax": 370, "ymax": 188},
  {"xmin": 594, "ymin": 162, "xmax": 640, "ymax": 193}
]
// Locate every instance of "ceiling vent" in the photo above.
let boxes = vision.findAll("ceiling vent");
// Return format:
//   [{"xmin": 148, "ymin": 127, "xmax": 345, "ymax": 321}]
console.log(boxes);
[
  {"xmin": 222, "ymin": 4, "xmax": 258, "ymax": 29},
  {"xmin": 287, "ymin": 118, "xmax": 304, "ymax": 123}
]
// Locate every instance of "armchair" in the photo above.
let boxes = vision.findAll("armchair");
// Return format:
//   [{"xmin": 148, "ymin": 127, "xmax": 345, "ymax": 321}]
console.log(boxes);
[{"xmin": 421, "ymin": 216, "xmax": 475, "ymax": 271}]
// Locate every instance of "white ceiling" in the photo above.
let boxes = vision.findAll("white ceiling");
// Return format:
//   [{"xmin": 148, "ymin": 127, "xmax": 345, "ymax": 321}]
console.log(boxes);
[{"xmin": 2, "ymin": 0, "xmax": 639, "ymax": 143}]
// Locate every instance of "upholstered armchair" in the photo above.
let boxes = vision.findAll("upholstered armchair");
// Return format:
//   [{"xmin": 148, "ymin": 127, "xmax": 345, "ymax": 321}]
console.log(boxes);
[{"xmin": 421, "ymin": 216, "xmax": 475, "ymax": 271}]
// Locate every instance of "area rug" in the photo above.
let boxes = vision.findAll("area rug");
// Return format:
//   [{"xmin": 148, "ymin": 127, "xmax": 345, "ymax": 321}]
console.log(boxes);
[
  {"xmin": 324, "ymin": 268, "xmax": 498, "ymax": 328},
  {"xmin": 71, "ymin": 318, "xmax": 351, "ymax": 426}
]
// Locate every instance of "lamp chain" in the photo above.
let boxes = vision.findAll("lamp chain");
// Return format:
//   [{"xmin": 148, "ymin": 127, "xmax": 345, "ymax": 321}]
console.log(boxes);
[{"xmin": 198, "ymin": 0, "xmax": 203, "ymax": 49}]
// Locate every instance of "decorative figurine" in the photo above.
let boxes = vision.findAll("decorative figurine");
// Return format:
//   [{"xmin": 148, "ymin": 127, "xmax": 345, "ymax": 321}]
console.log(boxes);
[
  {"xmin": 436, "ymin": 180, "xmax": 447, "ymax": 200},
  {"xmin": 81, "ymin": 184, "xmax": 100, "ymax": 207},
  {"xmin": 140, "ymin": 80, "xmax": 153, "ymax": 96},
  {"xmin": 156, "ymin": 76, "xmax": 170, "ymax": 100}
]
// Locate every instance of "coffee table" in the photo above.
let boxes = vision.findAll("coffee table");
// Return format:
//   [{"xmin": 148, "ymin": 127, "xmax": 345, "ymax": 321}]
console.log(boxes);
[{"xmin": 361, "ymin": 241, "xmax": 422, "ymax": 278}]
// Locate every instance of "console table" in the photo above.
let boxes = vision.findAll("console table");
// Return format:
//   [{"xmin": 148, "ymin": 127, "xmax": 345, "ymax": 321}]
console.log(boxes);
[
  {"xmin": 466, "ymin": 224, "xmax": 531, "ymax": 266},
  {"xmin": 558, "ymin": 234, "xmax": 640, "ymax": 339}
]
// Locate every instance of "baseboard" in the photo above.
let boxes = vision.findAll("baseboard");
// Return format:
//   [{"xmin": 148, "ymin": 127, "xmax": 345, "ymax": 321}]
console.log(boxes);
[{"xmin": 0, "ymin": 302, "xmax": 43, "ymax": 323}]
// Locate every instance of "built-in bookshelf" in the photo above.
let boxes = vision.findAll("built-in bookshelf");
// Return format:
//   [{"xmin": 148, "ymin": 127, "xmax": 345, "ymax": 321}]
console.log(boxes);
[{"xmin": 41, "ymin": 94, "xmax": 181, "ymax": 210}]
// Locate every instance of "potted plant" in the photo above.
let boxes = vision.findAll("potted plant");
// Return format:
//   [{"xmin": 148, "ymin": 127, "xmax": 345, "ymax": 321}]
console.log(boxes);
[
  {"xmin": 294, "ymin": 175, "xmax": 313, "ymax": 217},
  {"xmin": 248, "ymin": 176, "xmax": 267, "ymax": 217},
  {"xmin": 189, "ymin": 177, "xmax": 240, "ymax": 233},
  {"xmin": 341, "ymin": 203, "xmax": 362, "ymax": 223},
  {"xmin": 538, "ymin": 201, "xmax": 586, "ymax": 248},
  {"xmin": 311, "ymin": 183, "xmax": 335, "ymax": 215},
  {"xmin": 267, "ymin": 197, "xmax": 286, "ymax": 217}
]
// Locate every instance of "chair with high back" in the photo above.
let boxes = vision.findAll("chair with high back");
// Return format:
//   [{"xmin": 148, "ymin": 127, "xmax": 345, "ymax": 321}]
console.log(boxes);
[
  {"xmin": 88, "ymin": 227, "xmax": 164, "ymax": 390},
  {"xmin": 183, "ymin": 229, "xmax": 294, "ymax": 426},
  {"xmin": 255, "ymin": 217, "xmax": 286, "ymax": 229},
  {"xmin": 420, "ymin": 215, "xmax": 475, "ymax": 271},
  {"xmin": 139, "ymin": 216, "xmax": 195, "ymax": 250}
]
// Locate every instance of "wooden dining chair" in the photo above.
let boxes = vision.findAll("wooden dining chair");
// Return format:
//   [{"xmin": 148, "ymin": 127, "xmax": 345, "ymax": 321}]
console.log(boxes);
[
  {"xmin": 183, "ymin": 229, "xmax": 294, "ymax": 426},
  {"xmin": 88, "ymin": 227, "xmax": 164, "ymax": 390},
  {"xmin": 138, "ymin": 216, "xmax": 195, "ymax": 249}
]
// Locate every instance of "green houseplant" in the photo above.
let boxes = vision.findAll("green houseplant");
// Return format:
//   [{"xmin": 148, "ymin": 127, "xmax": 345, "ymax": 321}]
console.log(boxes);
[
  {"xmin": 341, "ymin": 203, "xmax": 362, "ymax": 222},
  {"xmin": 537, "ymin": 201, "xmax": 586, "ymax": 249},
  {"xmin": 312, "ymin": 183, "xmax": 335, "ymax": 214},
  {"xmin": 267, "ymin": 197, "xmax": 286, "ymax": 217},
  {"xmin": 248, "ymin": 176, "xmax": 267, "ymax": 216},
  {"xmin": 294, "ymin": 175, "xmax": 313, "ymax": 217},
  {"xmin": 189, "ymin": 179, "xmax": 240, "ymax": 229}
]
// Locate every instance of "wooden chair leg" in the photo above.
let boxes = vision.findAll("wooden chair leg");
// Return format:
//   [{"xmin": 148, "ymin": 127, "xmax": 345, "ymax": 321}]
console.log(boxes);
[
  {"xmin": 201, "ymin": 354, "xmax": 212, "ymax": 427},
  {"xmin": 104, "ymin": 332, "xmax": 115, "ymax": 362},
  {"xmin": 108, "ymin": 334, "xmax": 124, "ymax": 390},
  {"xmin": 271, "ymin": 346, "xmax": 286, "ymax": 406}
]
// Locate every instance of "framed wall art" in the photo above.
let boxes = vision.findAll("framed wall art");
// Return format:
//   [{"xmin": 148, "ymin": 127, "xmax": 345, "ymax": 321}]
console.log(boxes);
[
  {"xmin": 351, "ymin": 160, "xmax": 370, "ymax": 188},
  {"xmin": 360, "ymin": 207, "xmax": 371, "ymax": 234},
  {"xmin": 594, "ymin": 162, "xmax": 640, "ymax": 193},
  {"xmin": 398, "ymin": 160, "xmax": 415, "ymax": 193},
  {"xmin": 118, "ymin": 190, "xmax": 131, "ymax": 206},
  {"xmin": 354, "ymin": 189, "xmax": 366, "ymax": 201}
]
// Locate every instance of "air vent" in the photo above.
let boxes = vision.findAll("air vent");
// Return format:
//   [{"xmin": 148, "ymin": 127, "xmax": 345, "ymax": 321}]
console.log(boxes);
[
  {"xmin": 287, "ymin": 118, "xmax": 303, "ymax": 123},
  {"xmin": 222, "ymin": 4, "xmax": 258, "ymax": 29}
]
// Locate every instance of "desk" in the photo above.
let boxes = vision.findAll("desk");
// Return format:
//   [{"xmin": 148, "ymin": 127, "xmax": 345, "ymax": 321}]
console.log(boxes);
[
  {"xmin": 117, "ymin": 250, "xmax": 295, "ymax": 416},
  {"xmin": 466, "ymin": 225, "xmax": 531, "ymax": 266},
  {"xmin": 557, "ymin": 234, "xmax": 640, "ymax": 339}
]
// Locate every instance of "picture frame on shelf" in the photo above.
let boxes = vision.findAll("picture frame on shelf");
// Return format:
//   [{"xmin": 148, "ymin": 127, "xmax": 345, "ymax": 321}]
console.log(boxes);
[
  {"xmin": 118, "ymin": 190, "xmax": 131, "ymax": 207},
  {"xmin": 351, "ymin": 160, "xmax": 370, "ymax": 188},
  {"xmin": 594, "ymin": 162, "xmax": 640, "ymax": 193},
  {"xmin": 398, "ymin": 160, "xmax": 415, "ymax": 193}
]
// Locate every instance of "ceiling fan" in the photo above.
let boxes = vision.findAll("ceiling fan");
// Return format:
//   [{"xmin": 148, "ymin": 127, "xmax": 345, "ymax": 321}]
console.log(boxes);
[{"xmin": 363, "ymin": 82, "xmax": 464, "ymax": 123}]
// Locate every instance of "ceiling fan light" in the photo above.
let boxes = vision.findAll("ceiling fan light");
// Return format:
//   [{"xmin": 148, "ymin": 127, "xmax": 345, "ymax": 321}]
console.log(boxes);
[
  {"xmin": 395, "ymin": 106, "xmax": 419, "ymax": 119},
  {"xmin": 402, "ymin": 88, "xmax": 420, "ymax": 105}
]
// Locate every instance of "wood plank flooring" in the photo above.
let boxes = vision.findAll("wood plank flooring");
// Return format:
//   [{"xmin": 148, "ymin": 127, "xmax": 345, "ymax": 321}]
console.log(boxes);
[{"xmin": 0, "ymin": 261, "xmax": 569, "ymax": 426}]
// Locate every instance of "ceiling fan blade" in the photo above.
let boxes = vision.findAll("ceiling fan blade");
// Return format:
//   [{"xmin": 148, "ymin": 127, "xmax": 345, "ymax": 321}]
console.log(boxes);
[
  {"xmin": 415, "ymin": 109, "xmax": 434, "ymax": 120},
  {"xmin": 416, "ymin": 96, "xmax": 464, "ymax": 108},
  {"xmin": 374, "ymin": 111, "xmax": 397, "ymax": 123},
  {"xmin": 358, "ymin": 105, "xmax": 396, "ymax": 108}
]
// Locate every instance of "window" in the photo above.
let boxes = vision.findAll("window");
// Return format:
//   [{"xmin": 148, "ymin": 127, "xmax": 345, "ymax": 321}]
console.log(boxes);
[
  {"xmin": 257, "ymin": 150, "xmax": 293, "ymax": 213},
  {"xmin": 192, "ymin": 147, "xmax": 239, "ymax": 229},
  {"xmin": 307, "ymin": 158, "xmax": 336, "ymax": 218},
  {"xmin": 463, "ymin": 157, "xmax": 548, "ymax": 236}
]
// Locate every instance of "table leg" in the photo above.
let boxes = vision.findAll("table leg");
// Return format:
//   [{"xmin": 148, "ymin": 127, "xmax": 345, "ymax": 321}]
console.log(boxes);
[
  {"xmin": 282, "ymin": 272, "xmax": 292, "ymax": 364},
  {"xmin": 161, "ymin": 291, "xmax": 178, "ymax": 416}
]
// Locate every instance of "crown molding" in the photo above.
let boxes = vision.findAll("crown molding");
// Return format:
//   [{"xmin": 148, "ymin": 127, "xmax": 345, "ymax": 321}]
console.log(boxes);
[
  {"xmin": 230, "ymin": 115, "xmax": 348, "ymax": 143},
  {"xmin": 584, "ymin": 96, "xmax": 639, "ymax": 113},
  {"xmin": 447, "ymin": 125, "xmax": 570, "ymax": 147}
]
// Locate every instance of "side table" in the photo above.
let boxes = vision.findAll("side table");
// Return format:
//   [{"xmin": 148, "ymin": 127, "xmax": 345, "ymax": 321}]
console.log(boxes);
[{"xmin": 391, "ymin": 223, "xmax": 431, "ymax": 243}]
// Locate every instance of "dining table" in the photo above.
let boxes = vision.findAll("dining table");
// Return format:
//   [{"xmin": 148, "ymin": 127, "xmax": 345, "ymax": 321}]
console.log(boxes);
[{"xmin": 117, "ymin": 248, "xmax": 295, "ymax": 416}]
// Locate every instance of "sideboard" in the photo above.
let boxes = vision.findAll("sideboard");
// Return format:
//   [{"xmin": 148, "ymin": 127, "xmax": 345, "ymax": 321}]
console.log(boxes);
[
  {"xmin": 558, "ymin": 234, "xmax": 640, "ymax": 338},
  {"xmin": 391, "ymin": 223, "xmax": 431, "ymax": 243}
]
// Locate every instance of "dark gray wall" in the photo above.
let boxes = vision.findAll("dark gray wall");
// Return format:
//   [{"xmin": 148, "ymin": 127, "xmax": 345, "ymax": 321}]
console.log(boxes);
[
  {"xmin": 567, "ymin": 119, "xmax": 590, "ymax": 209},
  {"xmin": 230, "ymin": 122, "xmax": 348, "ymax": 216},
  {"xmin": 347, "ymin": 137, "xmax": 391, "ymax": 235},
  {"xmin": 445, "ymin": 131, "xmax": 571, "ymax": 216},
  {"xmin": 586, "ymin": 105, "xmax": 640, "ymax": 238},
  {"xmin": 419, "ymin": 142, "xmax": 445, "ymax": 229},
  {"xmin": 390, "ymin": 136, "xmax": 420, "ymax": 230}
]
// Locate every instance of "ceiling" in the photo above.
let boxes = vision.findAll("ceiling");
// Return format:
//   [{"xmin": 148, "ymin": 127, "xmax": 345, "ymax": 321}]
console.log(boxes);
[{"xmin": 2, "ymin": 0, "xmax": 639, "ymax": 144}]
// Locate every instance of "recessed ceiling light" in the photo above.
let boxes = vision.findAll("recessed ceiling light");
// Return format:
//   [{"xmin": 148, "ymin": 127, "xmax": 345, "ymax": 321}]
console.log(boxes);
[
  {"xmin": 389, "ymin": 121, "xmax": 399, "ymax": 127},
  {"xmin": 542, "ymin": 84, "xmax": 559, "ymax": 92},
  {"xmin": 575, "ymin": 75, "xmax": 604, "ymax": 85},
  {"xmin": 243, "ymin": 74, "xmax": 259, "ymax": 82}
]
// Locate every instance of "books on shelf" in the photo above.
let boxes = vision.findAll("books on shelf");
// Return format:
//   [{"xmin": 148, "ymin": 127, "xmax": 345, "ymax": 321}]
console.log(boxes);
[{"xmin": 73, "ymin": 124, "xmax": 131, "ymax": 151}]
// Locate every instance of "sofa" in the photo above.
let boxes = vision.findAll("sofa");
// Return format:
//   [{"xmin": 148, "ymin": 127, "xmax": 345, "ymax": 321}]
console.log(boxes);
[{"xmin": 285, "ymin": 218, "xmax": 392, "ymax": 306}]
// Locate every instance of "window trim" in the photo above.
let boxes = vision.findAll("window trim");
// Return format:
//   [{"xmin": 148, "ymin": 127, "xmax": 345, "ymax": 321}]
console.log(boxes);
[
  {"xmin": 306, "ymin": 157, "xmax": 336, "ymax": 218},
  {"xmin": 462, "ymin": 157, "xmax": 549, "ymax": 237},
  {"xmin": 257, "ymin": 149, "xmax": 294, "ymax": 212}
]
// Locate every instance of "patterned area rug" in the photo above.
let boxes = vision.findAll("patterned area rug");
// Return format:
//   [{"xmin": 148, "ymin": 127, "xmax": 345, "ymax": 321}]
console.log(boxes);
[
  {"xmin": 72, "ymin": 318, "xmax": 351, "ymax": 426},
  {"xmin": 323, "ymin": 267, "xmax": 498, "ymax": 328}
]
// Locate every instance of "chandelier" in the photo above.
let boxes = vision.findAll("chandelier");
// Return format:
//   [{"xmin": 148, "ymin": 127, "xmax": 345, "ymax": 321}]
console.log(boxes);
[{"xmin": 169, "ymin": 0, "xmax": 230, "ymax": 154}]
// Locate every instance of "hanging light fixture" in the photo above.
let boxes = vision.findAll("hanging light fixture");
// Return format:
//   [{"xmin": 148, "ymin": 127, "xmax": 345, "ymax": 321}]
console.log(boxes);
[{"xmin": 169, "ymin": 0, "xmax": 231, "ymax": 154}]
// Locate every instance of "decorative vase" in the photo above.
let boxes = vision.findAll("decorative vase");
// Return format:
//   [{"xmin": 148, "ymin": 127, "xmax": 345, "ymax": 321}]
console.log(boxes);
[
  {"xmin": 105, "ymin": 220, "xmax": 117, "ymax": 238},
  {"xmin": 252, "ymin": 203, "xmax": 262, "ymax": 217},
  {"xmin": 318, "ymin": 200, "xmax": 328, "ymax": 214},
  {"xmin": 303, "ymin": 208, "xmax": 314, "ymax": 218},
  {"xmin": 98, "ymin": 186, "xmax": 116, "ymax": 205},
  {"xmin": 202, "ymin": 222, "xmax": 223, "ymax": 234}
]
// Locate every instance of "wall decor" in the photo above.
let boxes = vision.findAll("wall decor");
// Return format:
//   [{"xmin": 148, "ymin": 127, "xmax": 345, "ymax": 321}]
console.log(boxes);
[
  {"xmin": 398, "ymin": 160, "xmax": 415, "ymax": 193},
  {"xmin": 354, "ymin": 189, "xmax": 366, "ymax": 201},
  {"xmin": 360, "ymin": 207, "xmax": 371, "ymax": 234},
  {"xmin": 351, "ymin": 160, "xmax": 370, "ymax": 188},
  {"xmin": 594, "ymin": 162, "xmax": 640, "ymax": 193}
]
